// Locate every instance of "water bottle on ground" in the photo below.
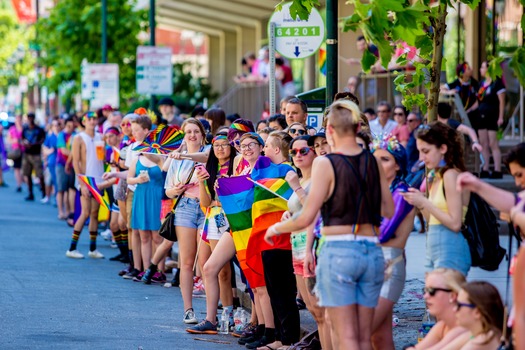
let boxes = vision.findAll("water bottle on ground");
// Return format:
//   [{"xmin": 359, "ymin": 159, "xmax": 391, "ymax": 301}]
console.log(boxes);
[
  {"xmin": 240, "ymin": 309, "xmax": 249, "ymax": 328},
  {"xmin": 219, "ymin": 308, "xmax": 229, "ymax": 334},
  {"xmin": 234, "ymin": 307, "xmax": 243, "ymax": 332}
]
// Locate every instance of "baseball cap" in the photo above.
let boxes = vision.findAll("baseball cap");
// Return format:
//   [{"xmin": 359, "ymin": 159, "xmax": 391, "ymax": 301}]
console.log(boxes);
[
  {"xmin": 307, "ymin": 132, "xmax": 326, "ymax": 147},
  {"xmin": 158, "ymin": 97, "xmax": 175, "ymax": 107}
]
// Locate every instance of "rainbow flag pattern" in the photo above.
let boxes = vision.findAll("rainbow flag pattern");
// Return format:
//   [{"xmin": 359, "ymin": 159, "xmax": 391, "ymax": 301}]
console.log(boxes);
[
  {"xmin": 217, "ymin": 175, "xmax": 255, "ymax": 280},
  {"xmin": 319, "ymin": 48, "xmax": 327, "ymax": 76},
  {"xmin": 217, "ymin": 157, "xmax": 295, "ymax": 287},
  {"xmin": 77, "ymin": 175, "xmax": 111, "ymax": 211},
  {"xmin": 133, "ymin": 124, "xmax": 184, "ymax": 155},
  {"xmin": 247, "ymin": 157, "xmax": 294, "ymax": 277}
]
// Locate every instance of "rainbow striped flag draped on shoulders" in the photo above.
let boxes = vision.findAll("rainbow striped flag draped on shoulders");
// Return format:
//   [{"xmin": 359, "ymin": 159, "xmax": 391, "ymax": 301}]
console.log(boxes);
[{"xmin": 246, "ymin": 157, "xmax": 295, "ymax": 278}]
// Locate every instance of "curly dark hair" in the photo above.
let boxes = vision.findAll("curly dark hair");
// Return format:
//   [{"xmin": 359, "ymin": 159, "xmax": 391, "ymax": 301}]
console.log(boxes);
[{"xmin": 416, "ymin": 122, "xmax": 466, "ymax": 174}]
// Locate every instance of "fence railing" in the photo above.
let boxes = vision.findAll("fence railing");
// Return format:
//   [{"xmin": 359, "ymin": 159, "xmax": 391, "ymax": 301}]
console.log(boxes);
[{"xmin": 213, "ymin": 81, "xmax": 278, "ymax": 122}]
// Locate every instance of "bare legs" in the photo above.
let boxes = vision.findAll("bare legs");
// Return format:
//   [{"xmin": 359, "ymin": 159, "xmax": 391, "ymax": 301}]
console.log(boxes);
[
  {"xmin": 296, "ymin": 275, "xmax": 333, "ymax": 350},
  {"xmin": 479, "ymin": 129, "xmax": 502, "ymax": 172},
  {"xmin": 202, "ymin": 233, "xmax": 236, "ymax": 322},
  {"xmin": 177, "ymin": 226, "xmax": 199, "ymax": 311},
  {"xmin": 326, "ymin": 304, "xmax": 375, "ymax": 350},
  {"xmin": 371, "ymin": 297, "xmax": 395, "ymax": 350}
]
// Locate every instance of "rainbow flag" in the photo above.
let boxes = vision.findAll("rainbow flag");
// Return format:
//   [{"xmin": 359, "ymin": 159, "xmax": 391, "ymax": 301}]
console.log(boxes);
[
  {"xmin": 319, "ymin": 48, "xmax": 327, "ymax": 76},
  {"xmin": 246, "ymin": 157, "xmax": 295, "ymax": 277},
  {"xmin": 216, "ymin": 175, "xmax": 255, "ymax": 279},
  {"xmin": 77, "ymin": 175, "xmax": 111, "ymax": 211}
]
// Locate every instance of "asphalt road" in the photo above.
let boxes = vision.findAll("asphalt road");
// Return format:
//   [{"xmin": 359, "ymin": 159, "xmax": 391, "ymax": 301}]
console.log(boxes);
[{"xmin": 0, "ymin": 172, "xmax": 238, "ymax": 350}]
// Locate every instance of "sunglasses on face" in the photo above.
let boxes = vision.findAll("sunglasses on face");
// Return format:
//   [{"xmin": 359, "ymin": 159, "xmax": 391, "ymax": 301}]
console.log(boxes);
[
  {"xmin": 407, "ymin": 119, "xmax": 418, "ymax": 123},
  {"xmin": 290, "ymin": 147, "xmax": 312, "ymax": 157},
  {"xmin": 121, "ymin": 122, "xmax": 131, "ymax": 127},
  {"xmin": 289, "ymin": 128, "xmax": 306, "ymax": 135},
  {"xmin": 423, "ymin": 287, "xmax": 452, "ymax": 296},
  {"xmin": 394, "ymin": 112, "xmax": 405, "ymax": 116},
  {"xmin": 231, "ymin": 139, "xmax": 241, "ymax": 147},
  {"xmin": 377, "ymin": 109, "xmax": 390, "ymax": 114},
  {"xmin": 455, "ymin": 301, "xmax": 476, "ymax": 311}
]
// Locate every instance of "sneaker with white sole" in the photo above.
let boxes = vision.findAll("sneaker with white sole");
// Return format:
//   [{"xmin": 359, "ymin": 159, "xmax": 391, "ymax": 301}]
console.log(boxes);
[
  {"xmin": 66, "ymin": 250, "xmax": 84, "ymax": 259},
  {"xmin": 183, "ymin": 308, "xmax": 198, "ymax": 324},
  {"xmin": 100, "ymin": 229, "xmax": 113, "ymax": 241},
  {"xmin": 88, "ymin": 250, "xmax": 105, "ymax": 259}
]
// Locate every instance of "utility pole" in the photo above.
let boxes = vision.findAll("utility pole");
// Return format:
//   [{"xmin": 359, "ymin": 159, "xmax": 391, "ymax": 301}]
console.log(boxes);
[
  {"xmin": 149, "ymin": 0, "xmax": 156, "ymax": 111},
  {"xmin": 102, "ymin": 0, "xmax": 108, "ymax": 64},
  {"xmin": 325, "ymin": 0, "xmax": 338, "ymax": 106}
]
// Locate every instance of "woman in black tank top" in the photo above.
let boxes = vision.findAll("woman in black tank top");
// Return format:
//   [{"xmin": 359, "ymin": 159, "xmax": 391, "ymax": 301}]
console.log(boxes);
[{"xmin": 265, "ymin": 100, "xmax": 394, "ymax": 350}]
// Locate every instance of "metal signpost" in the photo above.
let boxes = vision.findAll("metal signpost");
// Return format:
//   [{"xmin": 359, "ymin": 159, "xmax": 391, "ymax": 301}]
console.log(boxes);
[
  {"xmin": 136, "ymin": 46, "xmax": 173, "ymax": 96},
  {"xmin": 268, "ymin": 2, "xmax": 325, "ymax": 127}
]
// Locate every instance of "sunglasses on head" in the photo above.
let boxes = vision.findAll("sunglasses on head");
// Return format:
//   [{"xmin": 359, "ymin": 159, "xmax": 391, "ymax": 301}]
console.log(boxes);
[
  {"xmin": 290, "ymin": 147, "xmax": 312, "ymax": 157},
  {"xmin": 290, "ymin": 128, "xmax": 306, "ymax": 135},
  {"xmin": 423, "ymin": 287, "xmax": 452, "ymax": 296}
]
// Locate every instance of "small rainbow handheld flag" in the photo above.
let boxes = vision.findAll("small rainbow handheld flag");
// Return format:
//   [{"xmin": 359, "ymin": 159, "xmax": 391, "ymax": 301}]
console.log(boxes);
[
  {"xmin": 319, "ymin": 48, "xmax": 327, "ymax": 76},
  {"xmin": 77, "ymin": 175, "xmax": 111, "ymax": 211}
]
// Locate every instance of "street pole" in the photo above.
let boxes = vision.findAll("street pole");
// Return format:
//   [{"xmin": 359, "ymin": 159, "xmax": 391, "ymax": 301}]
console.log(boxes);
[
  {"xmin": 102, "ymin": 0, "xmax": 108, "ymax": 64},
  {"xmin": 35, "ymin": 0, "xmax": 41, "ymax": 117},
  {"xmin": 325, "ymin": 0, "xmax": 338, "ymax": 106},
  {"xmin": 149, "ymin": 0, "xmax": 156, "ymax": 111}
]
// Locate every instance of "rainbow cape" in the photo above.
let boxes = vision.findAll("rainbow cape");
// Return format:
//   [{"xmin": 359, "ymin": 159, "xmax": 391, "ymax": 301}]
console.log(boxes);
[
  {"xmin": 77, "ymin": 175, "xmax": 111, "ymax": 211},
  {"xmin": 246, "ymin": 157, "xmax": 295, "ymax": 277}
]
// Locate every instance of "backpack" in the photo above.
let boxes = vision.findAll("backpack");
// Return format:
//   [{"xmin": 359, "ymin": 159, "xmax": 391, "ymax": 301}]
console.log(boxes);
[{"xmin": 461, "ymin": 192, "xmax": 506, "ymax": 271}]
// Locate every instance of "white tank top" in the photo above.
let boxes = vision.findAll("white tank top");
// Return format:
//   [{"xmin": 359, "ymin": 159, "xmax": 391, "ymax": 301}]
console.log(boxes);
[{"xmin": 78, "ymin": 131, "xmax": 104, "ymax": 182}]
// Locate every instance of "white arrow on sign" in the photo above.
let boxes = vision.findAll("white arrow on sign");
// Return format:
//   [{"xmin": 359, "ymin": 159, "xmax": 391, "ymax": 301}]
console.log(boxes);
[{"xmin": 267, "ymin": 2, "xmax": 325, "ymax": 60}]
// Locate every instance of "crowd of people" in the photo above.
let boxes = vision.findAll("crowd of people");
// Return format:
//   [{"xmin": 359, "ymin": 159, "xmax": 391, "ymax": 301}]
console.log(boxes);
[{"xmin": 1, "ymin": 91, "xmax": 524, "ymax": 350}]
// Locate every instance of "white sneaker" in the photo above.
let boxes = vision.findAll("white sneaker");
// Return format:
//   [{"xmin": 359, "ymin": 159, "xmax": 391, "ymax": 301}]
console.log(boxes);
[
  {"xmin": 66, "ymin": 250, "xmax": 84, "ymax": 259},
  {"xmin": 40, "ymin": 196, "xmax": 49, "ymax": 204},
  {"xmin": 100, "ymin": 229, "xmax": 113, "ymax": 241},
  {"xmin": 88, "ymin": 250, "xmax": 105, "ymax": 259},
  {"xmin": 183, "ymin": 308, "xmax": 198, "ymax": 324}
]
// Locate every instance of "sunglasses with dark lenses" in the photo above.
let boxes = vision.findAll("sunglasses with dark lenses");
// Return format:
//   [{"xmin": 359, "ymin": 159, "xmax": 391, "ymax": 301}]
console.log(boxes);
[
  {"xmin": 231, "ymin": 139, "xmax": 241, "ymax": 147},
  {"xmin": 290, "ymin": 128, "xmax": 306, "ymax": 135},
  {"xmin": 121, "ymin": 122, "xmax": 131, "ymax": 127},
  {"xmin": 455, "ymin": 301, "xmax": 476, "ymax": 311},
  {"xmin": 290, "ymin": 147, "xmax": 312, "ymax": 157},
  {"xmin": 423, "ymin": 287, "xmax": 453, "ymax": 296}
]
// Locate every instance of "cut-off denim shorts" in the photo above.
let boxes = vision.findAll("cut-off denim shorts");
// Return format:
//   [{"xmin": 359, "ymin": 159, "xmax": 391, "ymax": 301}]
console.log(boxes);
[
  {"xmin": 315, "ymin": 239, "xmax": 384, "ymax": 308},
  {"xmin": 174, "ymin": 197, "xmax": 205, "ymax": 230},
  {"xmin": 425, "ymin": 224, "xmax": 471, "ymax": 276}
]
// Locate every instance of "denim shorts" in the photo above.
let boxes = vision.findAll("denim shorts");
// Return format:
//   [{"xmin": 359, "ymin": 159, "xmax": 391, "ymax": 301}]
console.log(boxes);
[
  {"xmin": 380, "ymin": 247, "xmax": 406, "ymax": 303},
  {"xmin": 315, "ymin": 239, "xmax": 385, "ymax": 308},
  {"xmin": 425, "ymin": 224, "xmax": 471, "ymax": 276},
  {"xmin": 174, "ymin": 196, "xmax": 205, "ymax": 230}
]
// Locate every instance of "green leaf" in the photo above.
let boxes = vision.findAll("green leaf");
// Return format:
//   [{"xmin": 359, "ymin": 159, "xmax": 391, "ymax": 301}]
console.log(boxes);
[
  {"xmin": 509, "ymin": 47, "xmax": 525, "ymax": 88},
  {"xmin": 361, "ymin": 48, "xmax": 378, "ymax": 73},
  {"xmin": 460, "ymin": 0, "xmax": 481, "ymax": 10}
]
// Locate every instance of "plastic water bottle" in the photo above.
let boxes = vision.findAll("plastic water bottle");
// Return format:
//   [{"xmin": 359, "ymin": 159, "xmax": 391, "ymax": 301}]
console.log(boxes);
[
  {"xmin": 421, "ymin": 310, "xmax": 435, "ymax": 337},
  {"xmin": 219, "ymin": 308, "xmax": 229, "ymax": 334},
  {"xmin": 234, "ymin": 307, "xmax": 243, "ymax": 332},
  {"xmin": 240, "ymin": 309, "xmax": 249, "ymax": 328}
]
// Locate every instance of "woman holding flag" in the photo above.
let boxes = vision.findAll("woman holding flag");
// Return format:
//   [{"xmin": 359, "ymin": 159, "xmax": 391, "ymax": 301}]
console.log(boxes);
[
  {"xmin": 264, "ymin": 100, "xmax": 394, "ymax": 350},
  {"xmin": 185, "ymin": 133, "xmax": 237, "ymax": 334},
  {"xmin": 143, "ymin": 118, "xmax": 209, "ymax": 324}
]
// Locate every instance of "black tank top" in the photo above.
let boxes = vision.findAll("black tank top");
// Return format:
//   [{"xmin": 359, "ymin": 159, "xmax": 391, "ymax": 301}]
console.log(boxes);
[{"xmin": 321, "ymin": 152, "xmax": 382, "ymax": 228}]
